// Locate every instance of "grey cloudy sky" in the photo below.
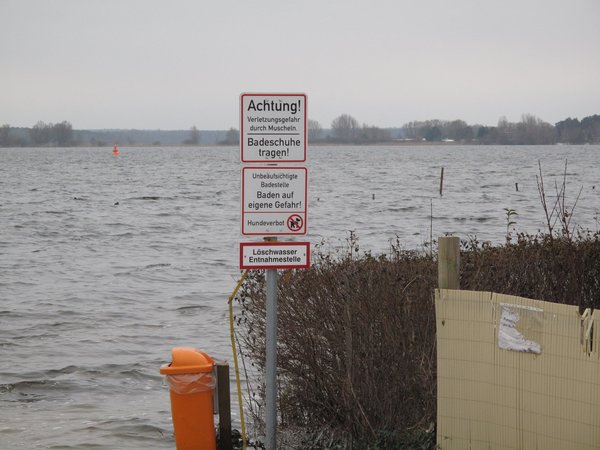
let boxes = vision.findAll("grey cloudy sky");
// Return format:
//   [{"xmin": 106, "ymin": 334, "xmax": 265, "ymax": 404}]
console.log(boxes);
[{"xmin": 1, "ymin": 0, "xmax": 599, "ymax": 130}]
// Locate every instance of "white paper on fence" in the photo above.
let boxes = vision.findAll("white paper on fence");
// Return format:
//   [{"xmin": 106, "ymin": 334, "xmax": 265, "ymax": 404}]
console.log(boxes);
[{"xmin": 498, "ymin": 303, "xmax": 543, "ymax": 354}]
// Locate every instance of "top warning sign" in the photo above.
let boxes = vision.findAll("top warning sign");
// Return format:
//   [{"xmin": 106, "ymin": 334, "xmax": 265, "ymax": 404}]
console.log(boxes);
[{"xmin": 240, "ymin": 93, "xmax": 307, "ymax": 163}]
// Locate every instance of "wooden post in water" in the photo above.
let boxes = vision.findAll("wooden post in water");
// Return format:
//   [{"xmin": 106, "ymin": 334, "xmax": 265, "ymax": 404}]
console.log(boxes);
[
  {"xmin": 429, "ymin": 199, "xmax": 433, "ymax": 257},
  {"xmin": 439, "ymin": 167, "xmax": 444, "ymax": 196},
  {"xmin": 438, "ymin": 236, "xmax": 460, "ymax": 289},
  {"xmin": 216, "ymin": 363, "xmax": 232, "ymax": 450}
]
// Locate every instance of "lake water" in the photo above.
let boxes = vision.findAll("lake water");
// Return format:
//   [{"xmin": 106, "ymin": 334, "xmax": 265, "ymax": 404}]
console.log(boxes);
[{"xmin": 1, "ymin": 145, "xmax": 599, "ymax": 449}]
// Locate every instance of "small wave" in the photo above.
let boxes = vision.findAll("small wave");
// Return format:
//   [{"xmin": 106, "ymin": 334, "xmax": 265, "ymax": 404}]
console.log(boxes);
[
  {"xmin": 388, "ymin": 206, "xmax": 418, "ymax": 212},
  {"xmin": 48, "ymin": 321, "xmax": 81, "ymax": 330},
  {"xmin": 42, "ymin": 365, "xmax": 79, "ymax": 377},
  {"xmin": 0, "ymin": 379, "xmax": 78, "ymax": 402},
  {"xmin": 81, "ymin": 366, "xmax": 150, "ymax": 381},
  {"xmin": 548, "ymin": 172, "xmax": 578, "ymax": 177},
  {"xmin": 11, "ymin": 332, "xmax": 60, "ymax": 340},
  {"xmin": 128, "ymin": 273, "xmax": 187, "ymax": 283},
  {"xmin": 112, "ymin": 232, "xmax": 134, "ymax": 238},
  {"xmin": 82, "ymin": 419, "xmax": 168, "ymax": 442},
  {"xmin": 115, "ymin": 262, "xmax": 172, "ymax": 276},
  {"xmin": 1, "ymin": 365, "xmax": 79, "ymax": 382},
  {"xmin": 0, "ymin": 341, "xmax": 21, "ymax": 348},
  {"xmin": 144, "ymin": 263, "xmax": 171, "ymax": 269},
  {"xmin": 2, "ymin": 363, "xmax": 162, "ymax": 392},
  {"xmin": 82, "ymin": 364, "xmax": 163, "ymax": 382},
  {"xmin": 113, "ymin": 270, "xmax": 133, "ymax": 277},
  {"xmin": 112, "ymin": 423, "xmax": 169, "ymax": 441},
  {"xmin": 175, "ymin": 304, "xmax": 208, "ymax": 313},
  {"xmin": 48, "ymin": 444, "xmax": 105, "ymax": 449},
  {"xmin": 128, "ymin": 196, "xmax": 175, "ymax": 201}
]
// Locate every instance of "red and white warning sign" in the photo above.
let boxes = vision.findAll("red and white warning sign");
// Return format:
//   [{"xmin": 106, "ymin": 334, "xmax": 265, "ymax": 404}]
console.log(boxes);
[
  {"xmin": 241, "ymin": 166, "xmax": 307, "ymax": 236},
  {"xmin": 240, "ymin": 93, "xmax": 307, "ymax": 163},
  {"xmin": 240, "ymin": 241, "xmax": 310, "ymax": 269}
]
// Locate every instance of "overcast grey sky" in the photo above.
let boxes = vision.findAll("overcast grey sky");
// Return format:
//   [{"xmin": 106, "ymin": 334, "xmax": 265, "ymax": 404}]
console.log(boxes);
[{"xmin": 1, "ymin": 0, "xmax": 599, "ymax": 130}]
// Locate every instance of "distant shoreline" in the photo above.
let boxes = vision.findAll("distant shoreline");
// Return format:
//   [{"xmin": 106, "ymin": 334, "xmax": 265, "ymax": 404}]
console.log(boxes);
[
  {"xmin": 4, "ymin": 141, "xmax": 599, "ymax": 149},
  {"xmin": 2, "ymin": 113, "xmax": 600, "ymax": 147}
]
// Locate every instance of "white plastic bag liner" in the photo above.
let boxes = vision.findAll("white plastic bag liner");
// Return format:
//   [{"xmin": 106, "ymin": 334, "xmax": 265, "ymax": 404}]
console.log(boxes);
[{"xmin": 166, "ymin": 372, "xmax": 216, "ymax": 395}]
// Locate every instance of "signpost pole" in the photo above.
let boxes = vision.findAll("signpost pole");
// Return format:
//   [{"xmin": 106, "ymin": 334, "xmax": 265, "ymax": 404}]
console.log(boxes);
[{"xmin": 264, "ymin": 239, "xmax": 278, "ymax": 450}]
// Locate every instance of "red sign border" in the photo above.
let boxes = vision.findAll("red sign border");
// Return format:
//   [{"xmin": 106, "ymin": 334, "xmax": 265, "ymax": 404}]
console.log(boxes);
[
  {"xmin": 241, "ymin": 166, "xmax": 308, "ymax": 236},
  {"xmin": 240, "ymin": 241, "xmax": 311, "ymax": 270},
  {"xmin": 240, "ymin": 93, "xmax": 307, "ymax": 163}
]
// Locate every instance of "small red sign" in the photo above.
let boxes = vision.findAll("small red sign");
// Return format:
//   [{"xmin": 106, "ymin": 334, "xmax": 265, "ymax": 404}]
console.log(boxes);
[{"xmin": 240, "ymin": 242, "xmax": 310, "ymax": 270}]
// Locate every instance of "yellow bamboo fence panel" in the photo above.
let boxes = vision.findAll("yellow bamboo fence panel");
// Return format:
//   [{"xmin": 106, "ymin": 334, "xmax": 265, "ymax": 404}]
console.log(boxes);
[{"xmin": 436, "ymin": 289, "xmax": 600, "ymax": 450}]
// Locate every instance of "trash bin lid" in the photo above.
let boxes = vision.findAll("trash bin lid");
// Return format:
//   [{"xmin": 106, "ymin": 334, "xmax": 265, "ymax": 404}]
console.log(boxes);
[{"xmin": 160, "ymin": 347, "xmax": 215, "ymax": 375}]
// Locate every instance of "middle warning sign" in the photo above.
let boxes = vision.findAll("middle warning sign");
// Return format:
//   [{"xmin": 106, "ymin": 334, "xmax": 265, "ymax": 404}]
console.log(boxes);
[{"xmin": 242, "ymin": 166, "xmax": 307, "ymax": 236}]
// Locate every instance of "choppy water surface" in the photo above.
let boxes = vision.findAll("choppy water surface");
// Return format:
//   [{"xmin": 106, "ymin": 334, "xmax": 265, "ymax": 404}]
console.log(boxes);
[{"xmin": 1, "ymin": 145, "xmax": 598, "ymax": 448}]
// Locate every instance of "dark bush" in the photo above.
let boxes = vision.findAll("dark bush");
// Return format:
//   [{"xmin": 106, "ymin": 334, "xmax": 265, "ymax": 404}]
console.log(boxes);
[
  {"xmin": 236, "ymin": 232, "xmax": 600, "ymax": 449},
  {"xmin": 461, "ymin": 233, "xmax": 600, "ymax": 311}
]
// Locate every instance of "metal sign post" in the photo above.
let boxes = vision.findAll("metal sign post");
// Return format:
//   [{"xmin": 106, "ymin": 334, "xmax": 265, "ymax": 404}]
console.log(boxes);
[{"xmin": 264, "ymin": 241, "xmax": 278, "ymax": 450}]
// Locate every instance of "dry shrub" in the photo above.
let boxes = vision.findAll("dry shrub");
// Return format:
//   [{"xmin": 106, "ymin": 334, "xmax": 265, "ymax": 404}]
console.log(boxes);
[
  {"xmin": 236, "ymin": 232, "xmax": 600, "ymax": 448},
  {"xmin": 461, "ymin": 233, "xmax": 600, "ymax": 310},
  {"xmin": 238, "ymin": 249, "xmax": 437, "ymax": 447}
]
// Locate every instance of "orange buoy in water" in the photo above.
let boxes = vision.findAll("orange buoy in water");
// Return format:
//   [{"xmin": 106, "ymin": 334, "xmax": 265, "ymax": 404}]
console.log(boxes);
[{"xmin": 112, "ymin": 145, "xmax": 119, "ymax": 155}]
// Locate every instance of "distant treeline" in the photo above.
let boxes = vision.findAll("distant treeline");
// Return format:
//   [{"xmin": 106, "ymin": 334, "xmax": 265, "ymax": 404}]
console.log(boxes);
[
  {"xmin": 1, "ymin": 113, "xmax": 599, "ymax": 147},
  {"xmin": 1, "ymin": 121, "xmax": 75, "ymax": 147},
  {"xmin": 315, "ymin": 113, "xmax": 600, "ymax": 145},
  {"xmin": 0, "ymin": 122, "xmax": 240, "ymax": 147}
]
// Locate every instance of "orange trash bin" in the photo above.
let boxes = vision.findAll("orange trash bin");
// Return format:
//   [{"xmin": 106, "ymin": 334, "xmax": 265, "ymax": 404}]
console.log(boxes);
[{"xmin": 160, "ymin": 347, "xmax": 216, "ymax": 450}]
